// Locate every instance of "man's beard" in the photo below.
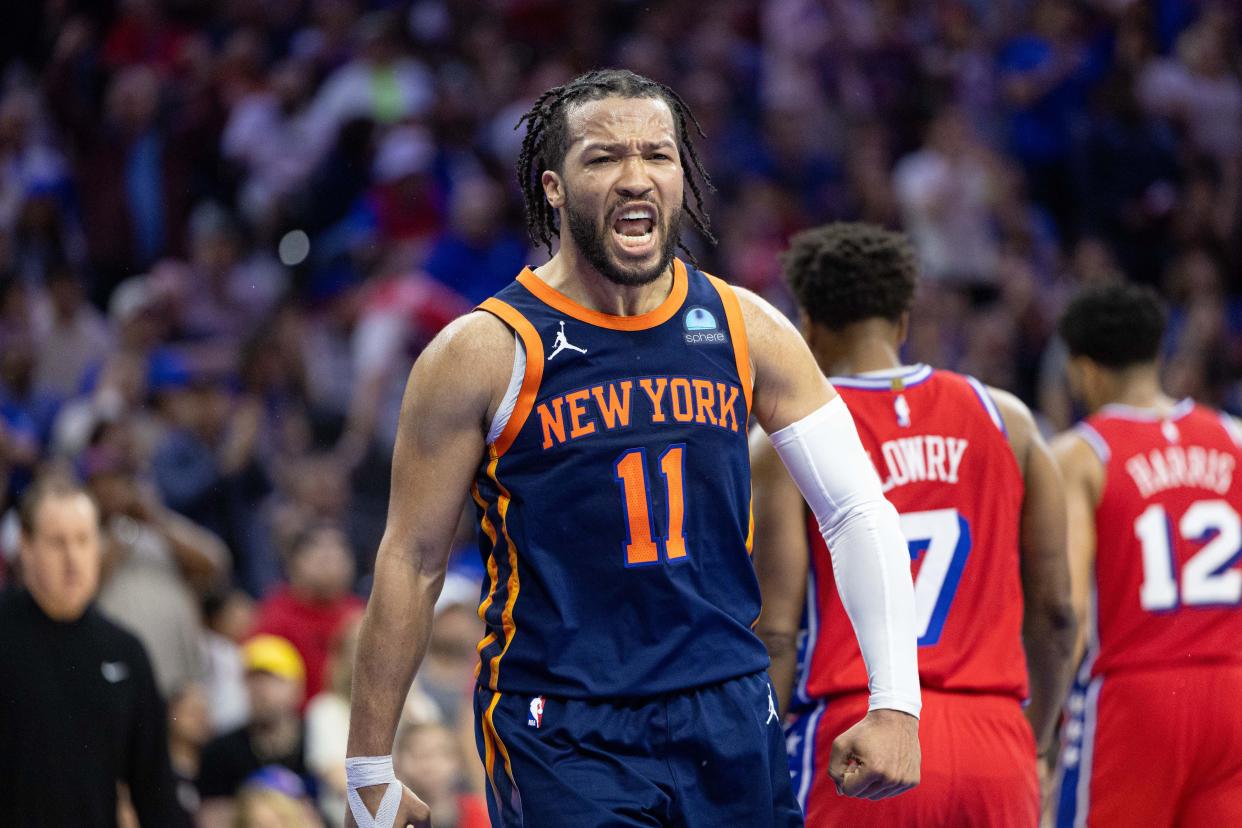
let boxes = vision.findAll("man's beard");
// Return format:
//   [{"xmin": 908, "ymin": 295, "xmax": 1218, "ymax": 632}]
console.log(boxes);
[{"xmin": 565, "ymin": 198, "xmax": 682, "ymax": 287}]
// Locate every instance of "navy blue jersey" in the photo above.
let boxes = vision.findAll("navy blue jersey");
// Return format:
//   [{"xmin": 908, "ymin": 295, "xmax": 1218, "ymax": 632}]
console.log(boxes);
[{"xmin": 471, "ymin": 259, "xmax": 768, "ymax": 700}]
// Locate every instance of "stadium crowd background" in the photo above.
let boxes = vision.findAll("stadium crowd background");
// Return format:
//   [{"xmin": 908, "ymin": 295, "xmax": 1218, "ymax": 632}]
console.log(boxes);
[{"xmin": 0, "ymin": 0, "xmax": 1239, "ymax": 825}]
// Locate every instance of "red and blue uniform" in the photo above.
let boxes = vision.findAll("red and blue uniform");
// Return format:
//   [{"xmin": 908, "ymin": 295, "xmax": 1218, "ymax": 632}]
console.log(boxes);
[
  {"xmin": 787, "ymin": 365, "xmax": 1038, "ymax": 826},
  {"xmin": 471, "ymin": 259, "xmax": 799, "ymax": 827},
  {"xmin": 1055, "ymin": 400, "xmax": 1242, "ymax": 827}
]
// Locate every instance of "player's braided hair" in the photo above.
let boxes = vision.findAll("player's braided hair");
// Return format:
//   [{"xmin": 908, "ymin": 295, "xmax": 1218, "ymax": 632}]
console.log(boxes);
[
  {"xmin": 782, "ymin": 222, "xmax": 918, "ymax": 330},
  {"xmin": 1059, "ymin": 282, "xmax": 1167, "ymax": 368},
  {"xmin": 515, "ymin": 68, "xmax": 716, "ymax": 259}
]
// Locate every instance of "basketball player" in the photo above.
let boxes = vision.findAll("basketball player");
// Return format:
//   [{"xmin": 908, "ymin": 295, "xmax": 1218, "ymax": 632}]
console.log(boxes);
[
  {"xmin": 754, "ymin": 223, "xmax": 1076, "ymax": 826},
  {"xmin": 1052, "ymin": 283, "xmax": 1242, "ymax": 827},
  {"xmin": 344, "ymin": 71, "xmax": 922, "ymax": 828}
]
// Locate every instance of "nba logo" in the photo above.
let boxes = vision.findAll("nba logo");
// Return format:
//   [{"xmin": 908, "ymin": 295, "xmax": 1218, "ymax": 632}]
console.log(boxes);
[
  {"xmin": 684, "ymin": 307, "xmax": 717, "ymax": 331},
  {"xmin": 528, "ymin": 696, "xmax": 546, "ymax": 728},
  {"xmin": 895, "ymin": 394, "xmax": 911, "ymax": 428}
]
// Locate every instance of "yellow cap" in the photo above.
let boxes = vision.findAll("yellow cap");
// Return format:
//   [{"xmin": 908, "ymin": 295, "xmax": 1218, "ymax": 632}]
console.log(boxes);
[{"xmin": 241, "ymin": 635, "xmax": 305, "ymax": 683}]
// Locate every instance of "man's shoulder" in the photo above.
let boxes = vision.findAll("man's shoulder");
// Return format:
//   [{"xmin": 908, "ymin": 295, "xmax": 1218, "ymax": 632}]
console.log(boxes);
[{"xmin": 83, "ymin": 606, "xmax": 154, "ymax": 661}]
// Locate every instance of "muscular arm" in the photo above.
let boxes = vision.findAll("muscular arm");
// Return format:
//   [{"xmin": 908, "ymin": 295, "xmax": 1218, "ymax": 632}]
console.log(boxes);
[
  {"xmin": 749, "ymin": 430, "xmax": 809, "ymax": 716},
  {"xmin": 991, "ymin": 389, "xmax": 1076, "ymax": 755},
  {"xmin": 346, "ymin": 312, "xmax": 510, "ymax": 806},
  {"xmin": 1051, "ymin": 432, "xmax": 1103, "ymax": 670},
  {"xmin": 737, "ymin": 287, "xmax": 919, "ymax": 797}
]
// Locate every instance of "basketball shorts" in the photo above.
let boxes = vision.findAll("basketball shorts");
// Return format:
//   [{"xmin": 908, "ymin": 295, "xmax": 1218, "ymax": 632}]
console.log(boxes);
[
  {"xmin": 472, "ymin": 670, "xmax": 802, "ymax": 827},
  {"xmin": 788, "ymin": 689, "xmax": 1038, "ymax": 827},
  {"xmin": 1054, "ymin": 662, "xmax": 1242, "ymax": 827}
]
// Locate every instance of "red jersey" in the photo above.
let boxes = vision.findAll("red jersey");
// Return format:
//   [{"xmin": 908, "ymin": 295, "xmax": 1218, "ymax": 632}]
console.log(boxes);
[
  {"xmin": 252, "ymin": 587, "xmax": 365, "ymax": 702},
  {"xmin": 794, "ymin": 365, "xmax": 1028, "ymax": 707},
  {"xmin": 1077, "ymin": 400, "xmax": 1242, "ymax": 677}
]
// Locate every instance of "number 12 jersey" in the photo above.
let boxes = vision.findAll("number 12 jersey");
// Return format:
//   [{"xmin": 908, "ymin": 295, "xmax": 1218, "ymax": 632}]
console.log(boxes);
[{"xmin": 1075, "ymin": 400, "xmax": 1242, "ymax": 678}]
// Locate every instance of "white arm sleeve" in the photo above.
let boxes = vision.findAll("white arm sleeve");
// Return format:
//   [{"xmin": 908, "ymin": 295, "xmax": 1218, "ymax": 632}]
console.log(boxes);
[{"xmin": 769, "ymin": 396, "xmax": 921, "ymax": 717}]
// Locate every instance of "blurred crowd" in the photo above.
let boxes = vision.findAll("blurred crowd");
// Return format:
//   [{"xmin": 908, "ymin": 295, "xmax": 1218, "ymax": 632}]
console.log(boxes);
[{"xmin": 1, "ymin": 0, "xmax": 1241, "ymax": 825}]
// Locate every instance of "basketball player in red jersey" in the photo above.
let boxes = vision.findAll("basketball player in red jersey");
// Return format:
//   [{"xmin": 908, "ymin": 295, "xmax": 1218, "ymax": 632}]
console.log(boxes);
[
  {"xmin": 753, "ymin": 223, "xmax": 1076, "ymax": 826},
  {"xmin": 1052, "ymin": 283, "xmax": 1242, "ymax": 827}
]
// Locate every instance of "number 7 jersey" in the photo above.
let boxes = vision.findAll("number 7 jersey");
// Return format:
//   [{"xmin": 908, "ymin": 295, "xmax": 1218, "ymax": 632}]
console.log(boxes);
[
  {"xmin": 1075, "ymin": 400, "xmax": 1242, "ymax": 678},
  {"xmin": 470, "ymin": 260, "xmax": 768, "ymax": 699},
  {"xmin": 794, "ymin": 366, "xmax": 1029, "ymax": 707}
]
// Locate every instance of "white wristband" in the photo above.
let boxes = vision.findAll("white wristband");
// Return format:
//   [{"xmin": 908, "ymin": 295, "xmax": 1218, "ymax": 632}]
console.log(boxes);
[{"xmin": 345, "ymin": 755, "xmax": 401, "ymax": 828}]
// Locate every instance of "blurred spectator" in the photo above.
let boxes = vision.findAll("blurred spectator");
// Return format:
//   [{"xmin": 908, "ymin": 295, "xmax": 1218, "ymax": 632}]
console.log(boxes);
[
  {"xmin": 233, "ymin": 766, "xmax": 324, "ymax": 828},
  {"xmin": 0, "ymin": 475, "xmax": 186, "ymax": 827},
  {"xmin": 366, "ymin": 125, "xmax": 445, "ymax": 254},
  {"xmin": 394, "ymin": 722, "xmax": 489, "ymax": 828},
  {"xmin": 32, "ymin": 266, "xmax": 113, "ymax": 402},
  {"xmin": 304, "ymin": 12, "xmax": 433, "ymax": 155},
  {"xmin": 252, "ymin": 524, "xmax": 364, "ymax": 701},
  {"xmin": 421, "ymin": 175, "xmax": 527, "ymax": 307},
  {"xmin": 169, "ymin": 681, "xmax": 213, "ymax": 819},
  {"xmin": 89, "ymin": 448, "xmax": 228, "ymax": 695},
  {"xmin": 0, "ymin": 88, "xmax": 71, "ymax": 239},
  {"xmin": 1138, "ymin": 13, "xmax": 1242, "ymax": 165},
  {"xmin": 198, "ymin": 634, "xmax": 309, "ymax": 828},
  {"xmin": 203, "ymin": 589, "xmax": 257, "ymax": 734},
  {"xmin": 997, "ymin": 0, "xmax": 1100, "ymax": 233},
  {"xmin": 74, "ymin": 64, "xmax": 193, "ymax": 293},
  {"xmin": 894, "ymin": 106, "xmax": 1001, "ymax": 287},
  {"xmin": 223, "ymin": 59, "xmax": 318, "ymax": 227}
]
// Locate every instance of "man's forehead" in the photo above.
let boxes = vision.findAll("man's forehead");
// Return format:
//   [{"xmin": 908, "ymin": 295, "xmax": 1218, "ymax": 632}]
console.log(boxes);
[{"xmin": 566, "ymin": 96, "xmax": 676, "ymax": 145}]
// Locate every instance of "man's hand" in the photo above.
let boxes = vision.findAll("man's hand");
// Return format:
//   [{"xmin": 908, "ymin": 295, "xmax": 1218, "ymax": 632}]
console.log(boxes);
[
  {"xmin": 828, "ymin": 708, "xmax": 920, "ymax": 800},
  {"xmin": 344, "ymin": 782, "xmax": 431, "ymax": 828}
]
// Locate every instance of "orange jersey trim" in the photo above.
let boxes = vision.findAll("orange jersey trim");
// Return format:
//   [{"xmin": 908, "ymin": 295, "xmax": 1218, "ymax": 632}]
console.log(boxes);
[
  {"xmin": 470, "ymin": 482, "xmax": 500, "ymax": 680},
  {"xmin": 515, "ymin": 259, "xmax": 688, "ymax": 331},
  {"xmin": 481, "ymin": 692, "xmax": 517, "ymax": 806},
  {"xmin": 704, "ymin": 274, "xmax": 753, "ymax": 413},
  {"xmin": 477, "ymin": 297, "xmax": 544, "ymax": 458},
  {"xmin": 483, "ymin": 448, "xmax": 522, "ymax": 690}
]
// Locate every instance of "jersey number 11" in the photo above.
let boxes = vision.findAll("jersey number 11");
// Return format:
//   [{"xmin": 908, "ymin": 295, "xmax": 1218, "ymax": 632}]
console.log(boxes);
[{"xmin": 614, "ymin": 445, "xmax": 688, "ymax": 566}]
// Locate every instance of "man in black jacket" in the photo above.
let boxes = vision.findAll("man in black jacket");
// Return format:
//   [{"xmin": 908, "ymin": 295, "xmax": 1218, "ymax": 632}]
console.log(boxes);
[{"xmin": 0, "ymin": 475, "xmax": 186, "ymax": 827}]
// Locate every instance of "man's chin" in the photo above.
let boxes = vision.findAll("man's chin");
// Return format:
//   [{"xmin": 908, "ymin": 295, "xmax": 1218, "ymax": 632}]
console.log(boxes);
[{"xmin": 601, "ymin": 242, "xmax": 671, "ymax": 286}]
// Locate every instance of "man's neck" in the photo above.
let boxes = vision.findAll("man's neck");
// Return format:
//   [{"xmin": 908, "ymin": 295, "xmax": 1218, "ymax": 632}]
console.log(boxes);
[
  {"xmin": 534, "ymin": 247, "xmax": 675, "ymax": 317},
  {"xmin": 812, "ymin": 324, "xmax": 905, "ymax": 377},
  {"xmin": 1098, "ymin": 368, "xmax": 1175, "ymax": 413}
]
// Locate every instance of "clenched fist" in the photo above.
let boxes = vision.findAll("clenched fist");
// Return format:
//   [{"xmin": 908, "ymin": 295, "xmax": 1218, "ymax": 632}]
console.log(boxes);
[{"xmin": 828, "ymin": 708, "xmax": 921, "ymax": 801}]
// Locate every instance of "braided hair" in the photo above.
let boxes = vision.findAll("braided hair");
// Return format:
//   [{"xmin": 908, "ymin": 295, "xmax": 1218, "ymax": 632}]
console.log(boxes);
[{"xmin": 515, "ymin": 68, "xmax": 716, "ymax": 260}]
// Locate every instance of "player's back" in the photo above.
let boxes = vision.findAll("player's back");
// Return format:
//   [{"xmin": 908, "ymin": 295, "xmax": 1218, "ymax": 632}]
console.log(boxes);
[
  {"xmin": 1077, "ymin": 400, "xmax": 1242, "ymax": 677},
  {"xmin": 796, "ymin": 365, "xmax": 1028, "ymax": 705}
]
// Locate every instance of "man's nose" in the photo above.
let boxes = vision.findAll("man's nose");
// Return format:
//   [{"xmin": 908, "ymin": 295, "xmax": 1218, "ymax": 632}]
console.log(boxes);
[{"xmin": 615, "ymin": 155, "xmax": 654, "ymax": 200}]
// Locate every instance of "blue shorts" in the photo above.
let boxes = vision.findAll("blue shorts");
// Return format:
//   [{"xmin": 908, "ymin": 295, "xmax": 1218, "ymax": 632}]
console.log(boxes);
[{"xmin": 473, "ymin": 671, "xmax": 803, "ymax": 827}]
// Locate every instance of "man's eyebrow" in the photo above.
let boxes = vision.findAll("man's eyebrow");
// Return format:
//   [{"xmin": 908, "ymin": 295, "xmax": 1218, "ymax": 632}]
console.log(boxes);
[{"xmin": 578, "ymin": 139, "xmax": 677, "ymax": 154}]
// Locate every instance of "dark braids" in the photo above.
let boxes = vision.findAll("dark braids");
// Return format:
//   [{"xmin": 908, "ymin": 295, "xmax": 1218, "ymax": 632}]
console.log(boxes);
[{"xmin": 515, "ymin": 68, "xmax": 716, "ymax": 261}]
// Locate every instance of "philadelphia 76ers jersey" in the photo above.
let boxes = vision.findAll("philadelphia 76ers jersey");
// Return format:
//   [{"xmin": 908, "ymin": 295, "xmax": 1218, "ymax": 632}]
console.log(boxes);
[
  {"xmin": 471, "ymin": 259, "xmax": 767, "ymax": 699},
  {"xmin": 1075, "ymin": 400, "xmax": 1242, "ymax": 678},
  {"xmin": 792, "ymin": 366, "xmax": 1029, "ymax": 708}
]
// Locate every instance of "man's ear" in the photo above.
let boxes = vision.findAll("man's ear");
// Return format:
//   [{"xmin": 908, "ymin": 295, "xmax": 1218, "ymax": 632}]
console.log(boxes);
[
  {"xmin": 542, "ymin": 170, "xmax": 565, "ymax": 210},
  {"xmin": 896, "ymin": 311, "xmax": 911, "ymax": 346}
]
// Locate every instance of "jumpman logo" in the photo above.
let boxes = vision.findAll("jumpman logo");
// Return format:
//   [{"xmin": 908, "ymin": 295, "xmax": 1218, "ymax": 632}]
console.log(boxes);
[
  {"xmin": 548, "ymin": 321, "xmax": 588, "ymax": 361},
  {"xmin": 766, "ymin": 683, "xmax": 780, "ymax": 725}
]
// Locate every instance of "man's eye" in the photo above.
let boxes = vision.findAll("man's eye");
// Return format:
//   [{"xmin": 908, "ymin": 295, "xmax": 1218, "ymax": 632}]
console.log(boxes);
[
  {"xmin": 650, "ymin": 153, "xmax": 671, "ymax": 161},
  {"xmin": 589, "ymin": 157, "xmax": 614, "ymax": 165}
]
